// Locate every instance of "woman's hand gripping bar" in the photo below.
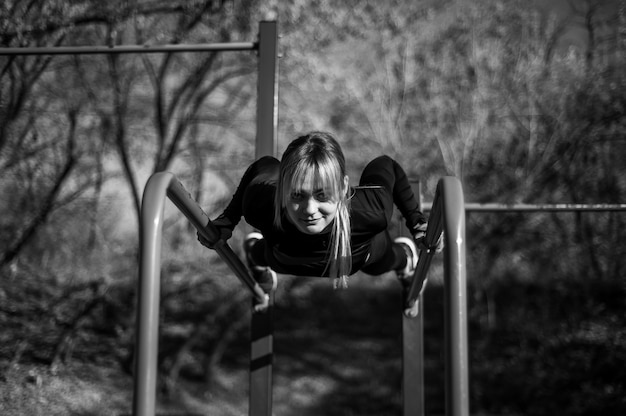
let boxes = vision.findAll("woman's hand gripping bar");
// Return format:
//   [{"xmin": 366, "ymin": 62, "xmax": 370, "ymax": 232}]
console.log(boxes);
[
  {"xmin": 404, "ymin": 197, "xmax": 445, "ymax": 318},
  {"xmin": 164, "ymin": 177, "xmax": 270, "ymax": 311}
]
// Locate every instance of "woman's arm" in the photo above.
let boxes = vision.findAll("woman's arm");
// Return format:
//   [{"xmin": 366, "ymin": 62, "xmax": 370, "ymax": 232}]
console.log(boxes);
[{"xmin": 200, "ymin": 156, "xmax": 280, "ymax": 247}]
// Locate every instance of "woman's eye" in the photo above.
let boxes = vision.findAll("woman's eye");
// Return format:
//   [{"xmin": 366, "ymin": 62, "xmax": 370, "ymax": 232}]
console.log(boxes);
[
  {"xmin": 290, "ymin": 192, "xmax": 303, "ymax": 201},
  {"xmin": 315, "ymin": 192, "xmax": 330, "ymax": 202}
]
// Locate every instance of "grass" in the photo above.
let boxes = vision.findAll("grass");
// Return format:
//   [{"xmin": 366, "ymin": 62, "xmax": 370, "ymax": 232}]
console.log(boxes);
[
  {"xmin": 0, "ymin": 274, "xmax": 410, "ymax": 416},
  {"xmin": 1, "ymin": 271, "xmax": 625, "ymax": 415}
]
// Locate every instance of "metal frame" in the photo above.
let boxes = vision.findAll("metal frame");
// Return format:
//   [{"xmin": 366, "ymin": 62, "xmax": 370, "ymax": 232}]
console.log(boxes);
[
  {"xmin": 0, "ymin": 43, "xmax": 256, "ymax": 55},
  {"xmin": 402, "ymin": 288, "xmax": 425, "ymax": 416},
  {"xmin": 1, "ymin": 21, "xmax": 279, "ymax": 162},
  {"xmin": 404, "ymin": 192, "xmax": 625, "ymax": 416},
  {"xmin": 403, "ymin": 177, "xmax": 469, "ymax": 416},
  {"xmin": 439, "ymin": 178, "xmax": 470, "ymax": 416},
  {"xmin": 136, "ymin": 173, "xmax": 469, "ymax": 416},
  {"xmin": 420, "ymin": 202, "xmax": 626, "ymax": 213},
  {"xmin": 133, "ymin": 171, "xmax": 626, "ymax": 416},
  {"xmin": 5, "ymin": 21, "xmax": 487, "ymax": 416},
  {"xmin": 250, "ymin": 22, "xmax": 278, "ymax": 414},
  {"xmin": 136, "ymin": 172, "xmax": 271, "ymax": 416},
  {"xmin": 3, "ymin": 22, "xmax": 279, "ymax": 416},
  {"xmin": 255, "ymin": 21, "xmax": 279, "ymax": 159}
]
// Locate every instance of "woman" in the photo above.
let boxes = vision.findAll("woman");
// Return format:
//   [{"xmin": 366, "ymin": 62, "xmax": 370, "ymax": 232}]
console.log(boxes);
[{"xmin": 199, "ymin": 131, "xmax": 437, "ymax": 291}]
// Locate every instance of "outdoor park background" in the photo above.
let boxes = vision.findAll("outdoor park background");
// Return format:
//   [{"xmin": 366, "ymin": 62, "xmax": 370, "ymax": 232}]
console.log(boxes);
[{"xmin": 1, "ymin": 0, "xmax": 625, "ymax": 415}]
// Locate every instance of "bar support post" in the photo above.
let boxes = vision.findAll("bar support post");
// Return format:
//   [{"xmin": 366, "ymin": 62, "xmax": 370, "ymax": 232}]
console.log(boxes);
[
  {"xmin": 249, "ymin": 273, "xmax": 276, "ymax": 416},
  {"xmin": 255, "ymin": 21, "xmax": 279, "ymax": 158},
  {"xmin": 440, "ymin": 177, "xmax": 469, "ymax": 416}
]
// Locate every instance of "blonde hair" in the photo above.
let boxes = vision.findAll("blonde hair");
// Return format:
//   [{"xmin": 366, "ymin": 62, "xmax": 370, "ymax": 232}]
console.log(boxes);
[{"xmin": 274, "ymin": 132, "xmax": 352, "ymax": 287}]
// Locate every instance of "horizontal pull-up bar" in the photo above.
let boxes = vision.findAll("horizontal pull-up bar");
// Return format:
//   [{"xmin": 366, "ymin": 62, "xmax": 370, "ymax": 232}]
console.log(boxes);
[{"xmin": 0, "ymin": 42, "xmax": 257, "ymax": 56}]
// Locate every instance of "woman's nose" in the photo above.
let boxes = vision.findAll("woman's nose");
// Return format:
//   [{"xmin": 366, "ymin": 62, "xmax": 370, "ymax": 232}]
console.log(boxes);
[{"xmin": 303, "ymin": 197, "xmax": 318, "ymax": 214}]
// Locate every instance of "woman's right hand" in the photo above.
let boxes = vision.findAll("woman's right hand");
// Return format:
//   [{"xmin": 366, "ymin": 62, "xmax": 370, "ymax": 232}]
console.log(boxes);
[{"xmin": 197, "ymin": 217, "xmax": 233, "ymax": 249}]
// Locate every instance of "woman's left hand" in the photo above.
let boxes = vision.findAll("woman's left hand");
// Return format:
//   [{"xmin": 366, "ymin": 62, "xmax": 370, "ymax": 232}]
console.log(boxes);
[{"xmin": 413, "ymin": 222, "xmax": 444, "ymax": 253}]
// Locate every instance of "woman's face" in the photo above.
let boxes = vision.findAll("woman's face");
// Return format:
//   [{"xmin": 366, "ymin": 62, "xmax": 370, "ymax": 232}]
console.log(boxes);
[{"xmin": 285, "ymin": 186, "xmax": 339, "ymax": 235}]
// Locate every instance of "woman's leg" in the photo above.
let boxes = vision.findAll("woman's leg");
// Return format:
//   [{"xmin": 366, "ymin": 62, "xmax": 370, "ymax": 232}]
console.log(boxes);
[
  {"xmin": 358, "ymin": 156, "xmax": 419, "ymax": 276},
  {"xmin": 245, "ymin": 234, "xmax": 269, "ymax": 267},
  {"xmin": 359, "ymin": 155, "xmax": 425, "ymax": 231},
  {"xmin": 360, "ymin": 231, "xmax": 408, "ymax": 275}
]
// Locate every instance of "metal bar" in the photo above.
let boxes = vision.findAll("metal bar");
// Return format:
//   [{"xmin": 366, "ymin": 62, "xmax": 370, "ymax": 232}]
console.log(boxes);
[
  {"xmin": 250, "ymin": 275, "xmax": 275, "ymax": 416},
  {"xmin": 134, "ymin": 172, "xmax": 169, "ymax": 416},
  {"xmin": 255, "ymin": 20, "xmax": 279, "ymax": 158},
  {"xmin": 134, "ymin": 171, "xmax": 269, "ymax": 416},
  {"xmin": 250, "ymin": 20, "xmax": 279, "ymax": 416},
  {"xmin": 402, "ymin": 290, "xmax": 424, "ymax": 416},
  {"xmin": 165, "ymin": 172, "xmax": 267, "ymax": 303},
  {"xmin": 402, "ymin": 180, "xmax": 425, "ymax": 416},
  {"xmin": 0, "ymin": 42, "xmax": 257, "ymax": 56},
  {"xmin": 420, "ymin": 202, "xmax": 626, "ymax": 213},
  {"xmin": 405, "ymin": 192, "xmax": 444, "ymax": 313},
  {"xmin": 465, "ymin": 203, "xmax": 626, "ymax": 212},
  {"xmin": 439, "ymin": 177, "xmax": 469, "ymax": 416}
]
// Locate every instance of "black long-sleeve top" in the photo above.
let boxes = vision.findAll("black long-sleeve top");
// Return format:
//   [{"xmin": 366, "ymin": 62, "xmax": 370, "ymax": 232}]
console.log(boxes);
[{"xmin": 215, "ymin": 155, "xmax": 426, "ymax": 276}]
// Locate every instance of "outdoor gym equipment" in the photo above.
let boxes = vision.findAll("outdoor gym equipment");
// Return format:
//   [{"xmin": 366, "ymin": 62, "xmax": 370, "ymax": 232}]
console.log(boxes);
[
  {"xmin": 3, "ymin": 19, "xmax": 281, "ymax": 415},
  {"xmin": 1, "ymin": 21, "xmax": 279, "ymax": 160},
  {"xmin": 136, "ymin": 172, "xmax": 469, "ymax": 416}
]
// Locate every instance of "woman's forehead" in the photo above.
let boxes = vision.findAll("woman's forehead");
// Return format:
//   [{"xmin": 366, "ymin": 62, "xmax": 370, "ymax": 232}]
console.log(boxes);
[
  {"xmin": 291, "ymin": 175, "xmax": 333, "ymax": 193},
  {"xmin": 291, "ymin": 166, "xmax": 334, "ymax": 191},
  {"xmin": 292, "ymin": 168, "xmax": 333, "ymax": 184}
]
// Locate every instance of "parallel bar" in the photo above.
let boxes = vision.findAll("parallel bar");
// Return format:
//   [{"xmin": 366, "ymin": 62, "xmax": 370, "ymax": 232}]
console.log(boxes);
[
  {"xmin": 402, "ymin": 181, "xmax": 425, "ymax": 416},
  {"xmin": 421, "ymin": 202, "xmax": 626, "ymax": 213},
  {"xmin": 404, "ymin": 193, "xmax": 444, "ymax": 314},
  {"xmin": 134, "ymin": 172, "xmax": 268, "ymax": 416},
  {"xmin": 439, "ymin": 177, "xmax": 469, "ymax": 416},
  {"xmin": 402, "ymin": 292, "xmax": 424, "ymax": 416},
  {"xmin": 0, "ymin": 42, "xmax": 257, "ymax": 56},
  {"xmin": 403, "ymin": 177, "xmax": 469, "ymax": 416},
  {"xmin": 250, "ymin": 275, "xmax": 275, "ymax": 416},
  {"xmin": 134, "ymin": 173, "xmax": 168, "ymax": 416},
  {"xmin": 166, "ymin": 172, "xmax": 267, "ymax": 303}
]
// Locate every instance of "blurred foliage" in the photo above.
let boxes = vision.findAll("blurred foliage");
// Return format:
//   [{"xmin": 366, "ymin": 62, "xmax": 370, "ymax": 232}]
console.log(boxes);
[{"xmin": 1, "ymin": 0, "xmax": 625, "ymax": 415}]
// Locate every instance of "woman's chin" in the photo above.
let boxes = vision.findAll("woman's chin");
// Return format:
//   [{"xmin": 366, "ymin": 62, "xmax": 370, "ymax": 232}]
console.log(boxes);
[
  {"xmin": 300, "ymin": 225, "xmax": 322, "ymax": 234},
  {"xmin": 297, "ymin": 221, "xmax": 326, "ymax": 234}
]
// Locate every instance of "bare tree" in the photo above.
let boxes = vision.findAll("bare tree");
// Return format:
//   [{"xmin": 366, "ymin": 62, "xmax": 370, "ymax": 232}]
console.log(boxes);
[{"xmin": 0, "ymin": 0, "xmax": 261, "ymax": 265}]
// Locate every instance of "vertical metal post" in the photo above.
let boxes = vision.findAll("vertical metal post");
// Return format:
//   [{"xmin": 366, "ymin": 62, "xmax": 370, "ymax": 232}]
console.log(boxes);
[
  {"xmin": 249, "ymin": 21, "xmax": 278, "ymax": 416},
  {"xmin": 402, "ymin": 301, "xmax": 424, "ymax": 415},
  {"xmin": 440, "ymin": 177, "xmax": 469, "ymax": 416},
  {"xmin": 249, "ymin": 274, "xmax": 275, "ymax": 416},
  {"xmin": 255, "ymin": 20, "xmax": 279, "ymax": 159},
  {"xmin": 134, "ymin": 174, "xmax": 171, "ymax": 416},
  {"xmin": 402, "ymin": 181, "xmax": 425, "ymax": 416}
]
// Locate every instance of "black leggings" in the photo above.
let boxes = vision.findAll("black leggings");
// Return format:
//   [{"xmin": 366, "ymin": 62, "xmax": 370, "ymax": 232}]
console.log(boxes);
[
  {"xmin": 357, "ymin": 156, "xmax": 410, "ymax": 275},
  {"xmin": 360, "ymin": 231, "xmax": 407, "ymax": 275}
]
